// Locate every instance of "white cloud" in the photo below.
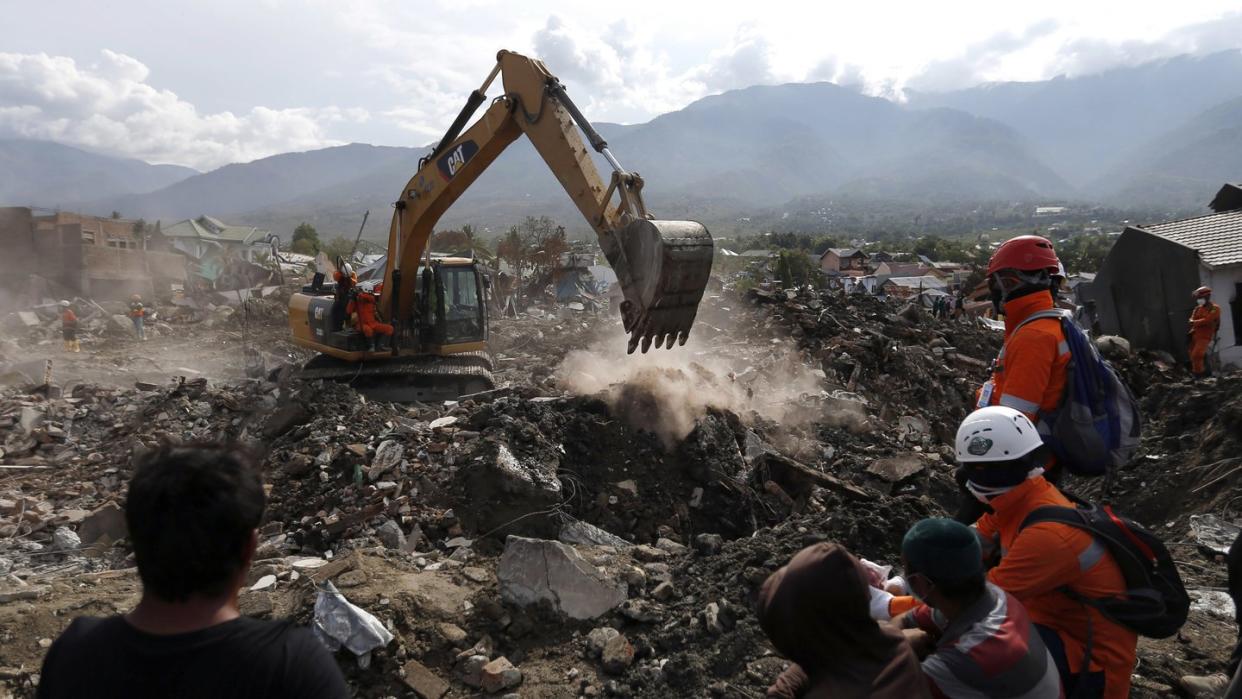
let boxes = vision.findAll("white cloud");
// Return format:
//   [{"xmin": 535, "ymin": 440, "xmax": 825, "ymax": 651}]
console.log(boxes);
[{"xmin": 0, "ymin": 50, "xmax": 361, "ymax": 170}]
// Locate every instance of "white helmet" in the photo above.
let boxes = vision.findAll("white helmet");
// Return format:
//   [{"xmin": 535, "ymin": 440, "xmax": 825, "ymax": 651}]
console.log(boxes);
[
  {"xmin": 59, "ymin": 300, "xmax": 71, "ymax": 307},
  {"xmin": 955, "ymin": 406, "xmax": 1043, "ymax": 463}
]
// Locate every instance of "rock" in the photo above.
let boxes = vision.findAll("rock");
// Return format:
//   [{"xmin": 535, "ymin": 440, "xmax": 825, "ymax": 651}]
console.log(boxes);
[
  {"xmin": 866, "ymin": 454, "xmax": 926, "ymax": 483},
  {"xmin": 560, "ymin": 520, "xmax": 631, "ymax": 549},
  {"xmin": 693, "ymin": 533, "xmax": 723, "ymax": 556},
  {"xmin": 19, "ymin": 406, "xmax": 44, "ymax": 434},
  {"xmin": 462, "ymin": 566, "xmax": 491, "ymax": 584},
  {"xmin": 1096, "ymin": 335, "xmax": 1131, "ymax": 358},
  {"xmin": 369, "ymin": 440, "xmax": 404, "ymax": 479},
  {"xmin": 601, "ymin": 633, "xmax": 635, "ymax": 675},
  {"xmin": 52, "ymin": 526, "xmax": 80, "ymax": 550},
  {"xmin": 402, "ymin": 659, "xmax": 450, "ymax": 699},
  {"xmin": 262, "ymin": 402, "xmax": 309, "ymax": 439},
  {"xmin": 430, "ymin": 416, "xmax": 459, "ymax": 430},
  {"xmin": 654, "ymin": 538, "xmax": 687, "ymax": 555},
  {"xmin": 459, "ymin": 654, "xmax": 488, "ymax": 688},
  {"xmin": 77, "ymin": 502, "xmax": 128, "ymax": 544},
  {"xmin": 618, "ymin": 599, "xmax": 660, "ymax": 623},
  {"xmin": 480, "ymin": 656, "xmax": 522, "ymax": 693},
  {"xmin": 336, "ymin": 569, "xmax": 368, "ymax": 588},
  {"xmin": 437, "ymin": 622, "xmax": 468, "ymax": 647},
  {"xmin": 652, "ymin": 581, "xmax": 678, "ymax": 601},
  {"xmin": 705, "ymin": 602, "xmax": 724, "ymax": 635},
  {"xmin": 630, "ymin": 545, "xmax": 668, "ymax": 562},
  {"xmin": 743, "ymin": 430, "xmax": 778, "ymax": 463},
  {"xmin": 497, "ymin": 536, "xmax": 627, "ymax": 620},
  {"xmin": 587, "ymin": 627, "xmax": 621, "ymax": 655},
  {"xmin": 458, "ymin": 443, "xmax": 563, "ymax": 539},
  {"xmin": 678, "ymin": 414, "xmax": 745, "ymax": 481},
  {"xmin": 376, "ymin": 520, "xmax": 406, "ymax": 549},
  {"xmin": 16, "ymin": 311, "xmax": 41, "ymax": 327},
  {"xmin": 250, "ymin": 574, "xmax": 277, "ymax": 591},
  {"xmin": 896, "ymin": 415, "xmax": 929, "ymax": 441}
]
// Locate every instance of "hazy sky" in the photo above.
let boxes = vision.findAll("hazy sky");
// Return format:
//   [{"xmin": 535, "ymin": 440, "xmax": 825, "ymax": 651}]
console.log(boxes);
[{"xmin": 2, "ymin": 0, "xmax": 1240, "ymax": 170}]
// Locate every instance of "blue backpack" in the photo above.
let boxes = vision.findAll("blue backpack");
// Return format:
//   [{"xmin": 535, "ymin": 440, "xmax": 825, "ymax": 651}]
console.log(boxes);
[{"xmin": 1004, "ymin": 310, "xmax": 1142, "ymax": 477}]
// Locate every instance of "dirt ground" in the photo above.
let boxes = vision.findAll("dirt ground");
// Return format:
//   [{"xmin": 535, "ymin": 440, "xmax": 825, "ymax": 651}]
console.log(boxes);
[{"xmin": 1, "ymin": 282, "xmax": 1239, "ymax": 698}]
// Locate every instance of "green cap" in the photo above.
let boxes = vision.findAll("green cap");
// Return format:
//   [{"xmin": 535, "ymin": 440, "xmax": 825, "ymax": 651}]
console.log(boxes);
[{"xmin": 902, "ymin": 518, "xmax": 983, "ymax": 584}]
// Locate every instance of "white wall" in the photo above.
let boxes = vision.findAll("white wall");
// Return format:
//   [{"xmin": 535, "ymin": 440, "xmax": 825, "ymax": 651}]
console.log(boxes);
[{"xmin": 1204, "ymin": 265, "xmax": 1242, "ymax": 368}]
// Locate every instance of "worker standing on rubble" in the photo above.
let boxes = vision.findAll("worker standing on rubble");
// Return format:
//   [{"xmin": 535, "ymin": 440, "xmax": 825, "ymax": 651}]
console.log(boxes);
[
  {"xmin": 59, "ymin": 301, "xmax": 80, "ymax": 355},
  {"xmin": 956, "ymin": 235, "xmax": 1068, "ymax": 523},
  {"xmin": 898, "ymin": 517, "xmax": 1062, "ymax": 698},
  {"xmin": 956, "ymin": 406, "xmax": 1137, "ymax": 699},
  {"xmin": 757, "ymin": 542, "xmax": 932, "ymax": 699},
  {"xmin": 36, "ymin": 444, "xmax": 349, "ymax": 698},
  {"xmin": 1188, "ymin": 286, "xmax": 1222, "ymax": 378},
  {"xmin": 128, "ymin": 294, "xmax": 146, "ymax": 342}
]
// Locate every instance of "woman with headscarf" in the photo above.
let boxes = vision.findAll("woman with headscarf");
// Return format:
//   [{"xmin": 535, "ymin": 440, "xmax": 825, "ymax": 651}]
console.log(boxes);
[{"xmin": 757, "ymin": 542, "xmax": 931, "ymax": 699}]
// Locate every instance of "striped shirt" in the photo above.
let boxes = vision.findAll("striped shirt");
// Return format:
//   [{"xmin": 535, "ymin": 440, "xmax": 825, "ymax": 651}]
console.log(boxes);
[{"xmin": 905, "ymin": 582, "xmax": 1063, "ymax": 699}]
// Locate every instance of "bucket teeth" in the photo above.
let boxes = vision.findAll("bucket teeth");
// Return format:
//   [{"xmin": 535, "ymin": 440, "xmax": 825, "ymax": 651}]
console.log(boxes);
[{"xmin": 608, "ymin": 219, "xmax": 714, "ymax": 354}]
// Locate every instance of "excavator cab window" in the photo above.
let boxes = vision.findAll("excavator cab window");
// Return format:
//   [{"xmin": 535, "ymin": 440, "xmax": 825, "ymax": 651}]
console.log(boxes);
[{"xmin": 438, "ymin": 265, "xmax": 485, "ymax": 344}]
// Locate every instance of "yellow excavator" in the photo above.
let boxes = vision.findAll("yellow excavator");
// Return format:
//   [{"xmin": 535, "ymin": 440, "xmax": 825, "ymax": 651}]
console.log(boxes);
[{"xmin": 289, "ymin": 50, "xmax": 714, "ymax": 402}]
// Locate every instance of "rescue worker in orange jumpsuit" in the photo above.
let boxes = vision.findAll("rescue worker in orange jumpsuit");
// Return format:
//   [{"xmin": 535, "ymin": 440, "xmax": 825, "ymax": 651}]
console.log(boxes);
[
  {"xmin": 1188, "ymin": 286, "xmax": 1221, "ymax": 378},
  {"xmin": 346, "ymin": 284, "xmax": 393, "ymax": 351},
  {"xmin": 955, "ymin": 235, "xmax": 1069, "ymax": 524},
  {"xmin": 957, "ymin": 407, "xmax": 1137, "ymax": 699}
]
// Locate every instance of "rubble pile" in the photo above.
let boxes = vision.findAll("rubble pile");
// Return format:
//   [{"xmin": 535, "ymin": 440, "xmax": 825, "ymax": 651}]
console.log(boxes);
[{"xmin": 0, "ymin": 285, "xmax": 1239, "ymax": 697}]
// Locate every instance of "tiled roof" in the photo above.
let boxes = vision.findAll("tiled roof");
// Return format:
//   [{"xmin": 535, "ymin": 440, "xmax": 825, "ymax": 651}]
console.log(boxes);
[{"xmin": 1140, "ymin": 209, "xmax": 1242, "ymax": 268}]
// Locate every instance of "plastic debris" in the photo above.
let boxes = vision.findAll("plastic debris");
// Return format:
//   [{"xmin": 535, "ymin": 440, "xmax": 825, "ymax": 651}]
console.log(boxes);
[
  {"xmin": 1188, "ymin": 588, "xmax": 1235, "ymax": 620},
  {"xmin": 1190, "ymin": 514, "xmax": 1240, "ymax": 555},
  {"xmin": 313, "ymin": 580, "xmax": 394, "ymax": 668}
]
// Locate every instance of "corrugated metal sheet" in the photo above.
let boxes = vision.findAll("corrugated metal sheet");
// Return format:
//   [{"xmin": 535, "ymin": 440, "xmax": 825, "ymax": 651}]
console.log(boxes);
[{"xmin": 1141, "ymin": 209, "xmax": 1242, "ymax": 268}]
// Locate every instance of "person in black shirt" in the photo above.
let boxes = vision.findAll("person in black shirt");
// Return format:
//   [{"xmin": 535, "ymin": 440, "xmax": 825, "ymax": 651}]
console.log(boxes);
[{"xmin": 37, "ymin": 445, "xmax": 349, "ymax": 699}]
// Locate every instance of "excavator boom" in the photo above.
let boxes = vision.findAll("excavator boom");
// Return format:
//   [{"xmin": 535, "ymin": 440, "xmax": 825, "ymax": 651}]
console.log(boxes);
[{"xmin": 381, "ymin": 50, "xmax": 713, "ymax": 353}]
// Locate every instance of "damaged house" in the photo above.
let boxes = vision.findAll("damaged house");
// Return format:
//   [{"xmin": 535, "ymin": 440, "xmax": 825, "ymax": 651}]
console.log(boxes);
[
  {"xmin": 1091, "ymin": 183, "xmax": 1242, "ymax": 367},
  {"xmin": 160, "ymin": 216, "xmax": 279, "ymax": 290},
  {"xmin": 0, "ymin": 207, "xmax": 186, "ymax": 302}
]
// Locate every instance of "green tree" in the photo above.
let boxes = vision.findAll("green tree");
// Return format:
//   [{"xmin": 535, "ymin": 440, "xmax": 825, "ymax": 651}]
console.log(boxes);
[
  {"xmin": 110, "ymin": 210, "xmax": 122, "ymax": 219},
  {"xmin": 774, "ymin": 250, "xmax": 817, "ymax": 288},
  {"xmin": 319, "ymin": 236, "xmax": 355, "ymax": 262},
  {"xmin": 291, "ymin": 222, "xmax": 320, "ymax": 255}
]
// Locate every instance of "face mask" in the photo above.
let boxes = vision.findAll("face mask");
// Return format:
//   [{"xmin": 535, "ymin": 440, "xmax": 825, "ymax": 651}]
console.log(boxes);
[
  {"xmin": 966, "ymin": 466, "xmax": 1045, "ymax": 502},
  {"xmin": 1198, "ymin": 298, "xmax": 1207, "ymax": 306}
]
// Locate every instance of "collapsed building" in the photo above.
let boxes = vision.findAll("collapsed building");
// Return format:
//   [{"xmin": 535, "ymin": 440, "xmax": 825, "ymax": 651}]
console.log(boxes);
[
  {"xmin": 0, "ymin": 208, "xmax": 186, "ymax": 304},
  {"xmin": 0, "ymin": 209, "xmax": 281, "ymax": 307},
  {"xmin": 1091, "ymin": 182, "xmax": 1242, "ymax": 367}
]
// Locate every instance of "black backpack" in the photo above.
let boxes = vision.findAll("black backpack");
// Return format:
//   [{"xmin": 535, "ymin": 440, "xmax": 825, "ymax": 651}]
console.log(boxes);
[{"xmin": 1018, "ymin": 499, "xmax": 1189, "ymax": 639}]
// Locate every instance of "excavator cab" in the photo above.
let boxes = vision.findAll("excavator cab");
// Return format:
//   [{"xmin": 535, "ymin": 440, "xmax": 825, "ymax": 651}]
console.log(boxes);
[{"xmin": 290, "ymin": 258, "xmax": 494, "ymax": 402}]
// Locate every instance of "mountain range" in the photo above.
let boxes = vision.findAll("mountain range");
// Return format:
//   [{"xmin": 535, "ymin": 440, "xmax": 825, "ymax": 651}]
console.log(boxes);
[{"xmin": 4, "ymin": 49, "xmax": 1241, "ymax": 237}]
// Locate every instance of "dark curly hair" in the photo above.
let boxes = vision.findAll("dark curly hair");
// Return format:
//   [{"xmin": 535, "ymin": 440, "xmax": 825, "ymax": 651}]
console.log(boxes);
[{"xmin": 125, "ymin": 444, "xmax": 266, "ymax": 602}]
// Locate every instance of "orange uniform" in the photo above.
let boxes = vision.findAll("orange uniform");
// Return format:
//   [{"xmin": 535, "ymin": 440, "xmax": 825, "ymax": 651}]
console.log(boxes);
[
  {"xmin": 1188, "ymin": 302, "xmax": 1221, "ymax": 374},
  {"xmin": 346, "ymin": 291, "xmax": 393, "ymax": 339},
  {"xmin": 981, "ymin": 291, "xmax": 1070, "ymax": 420},
  {"xmin": 976, "ymin": 477, "xmax": 1137, "ymax": 698}
]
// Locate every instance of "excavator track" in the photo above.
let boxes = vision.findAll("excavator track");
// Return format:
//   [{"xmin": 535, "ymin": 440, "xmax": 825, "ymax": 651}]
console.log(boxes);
[{"xmin": 297, "ymin": 353, "xmax": 495, "ymax": 403}]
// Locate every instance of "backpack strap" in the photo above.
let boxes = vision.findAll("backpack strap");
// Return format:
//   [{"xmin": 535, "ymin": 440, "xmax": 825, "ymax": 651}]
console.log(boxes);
[{"xmin": 996, "ymin": 309, "xmax": 1071, "ymax": 363}]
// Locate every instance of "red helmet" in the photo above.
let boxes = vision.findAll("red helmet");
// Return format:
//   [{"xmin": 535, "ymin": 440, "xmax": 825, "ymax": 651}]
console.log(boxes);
[
  {"xmin": 1193, "ymin": 286, "xmax": 1212, "ymax": 298},
  {"xmin": 986, "ymin": 235, "xmax": 1060, "ymax": 277}
]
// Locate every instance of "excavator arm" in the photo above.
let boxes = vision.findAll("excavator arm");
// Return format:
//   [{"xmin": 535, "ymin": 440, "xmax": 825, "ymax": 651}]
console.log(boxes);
[{"xmin": 380, "ymin": 49, "xmax": 713, "ymax": 353}]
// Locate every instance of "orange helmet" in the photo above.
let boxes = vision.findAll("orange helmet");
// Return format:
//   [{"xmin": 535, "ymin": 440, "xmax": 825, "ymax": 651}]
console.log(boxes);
[
  {"xmin": 986, "ymin": 236, "xmax": 1060, "ymax": 277},
  {"xmin": 1193, "ymin": 286, "xmax": 1212, "ymax": 299}
]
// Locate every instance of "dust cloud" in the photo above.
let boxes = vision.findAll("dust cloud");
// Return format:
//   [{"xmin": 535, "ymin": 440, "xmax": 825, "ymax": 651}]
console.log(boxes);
[{"xmin": 554, "ymin": 319, "xmax": 828, "ymax": 449}]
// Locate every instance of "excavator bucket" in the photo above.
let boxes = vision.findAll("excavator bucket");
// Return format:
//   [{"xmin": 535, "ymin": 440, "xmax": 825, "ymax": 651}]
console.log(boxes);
[{"xmin": 609, "ymin": 219, "xmax": 714, "ymax": 353}]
